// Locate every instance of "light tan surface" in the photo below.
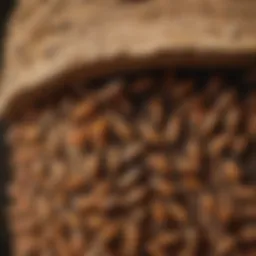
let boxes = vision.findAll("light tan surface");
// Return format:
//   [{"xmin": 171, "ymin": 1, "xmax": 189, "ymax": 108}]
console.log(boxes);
[{"xmin": 1, "ymin": 0, "xmax": 256, "ymax": 118}]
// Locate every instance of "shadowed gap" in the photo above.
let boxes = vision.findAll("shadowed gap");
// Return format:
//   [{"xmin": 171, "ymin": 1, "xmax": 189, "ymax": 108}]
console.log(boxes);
[{"xmin": 0, "ymin": 0, "xmax": 16, "ymax": 255}]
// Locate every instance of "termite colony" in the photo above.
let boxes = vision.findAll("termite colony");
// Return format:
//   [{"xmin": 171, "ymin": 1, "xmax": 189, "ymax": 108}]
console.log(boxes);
[{"xmin": 6, "ymin": 69, "xmax": 256, "ymax": 256}]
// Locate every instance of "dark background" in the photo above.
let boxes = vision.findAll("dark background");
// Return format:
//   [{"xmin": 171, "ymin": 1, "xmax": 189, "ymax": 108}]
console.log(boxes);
[{"xmin": 0, "ymin": 1, "xmax": 16, "ymax": 255}]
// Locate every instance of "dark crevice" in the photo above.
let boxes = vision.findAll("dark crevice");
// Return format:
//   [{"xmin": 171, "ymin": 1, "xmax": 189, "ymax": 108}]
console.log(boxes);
[{"xmin": 0, "ymin": 1, "xmax": 16, "ymax": 255}]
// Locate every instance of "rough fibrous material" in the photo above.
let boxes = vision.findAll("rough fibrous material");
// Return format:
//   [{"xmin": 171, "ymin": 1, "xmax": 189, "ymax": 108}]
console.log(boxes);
[
  {"xmin": 1, "ymin": 0, "xmax": 256, "ymax": 117},
  {"xmin": 7, "ymin": 70, "xmax": 256, "ymax": 256}
]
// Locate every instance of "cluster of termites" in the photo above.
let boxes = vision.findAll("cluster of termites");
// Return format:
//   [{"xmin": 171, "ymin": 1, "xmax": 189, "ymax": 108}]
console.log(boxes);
[{"xmin": 6, "ymin": 70, "xmax": 255, "ymax": 256}]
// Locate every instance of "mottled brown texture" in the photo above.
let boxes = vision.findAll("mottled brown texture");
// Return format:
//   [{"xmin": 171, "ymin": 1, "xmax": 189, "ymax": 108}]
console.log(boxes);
[
  {"xmin": 7, "ymin": 70, "xmax": 256, "ymax": 256},
  {"xmin": 1, "ymin": 1, "xmax": 256, "ymax": 255},
  {"xmin": 1, "ymin": 0, "xmax": 256, "ymax": 117}
]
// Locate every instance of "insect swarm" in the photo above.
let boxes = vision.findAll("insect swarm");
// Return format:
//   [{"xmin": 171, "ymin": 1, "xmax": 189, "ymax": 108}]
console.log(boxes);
[
  {"xmin": 0, "ymin": 0, "xmax": 256, "ymax": 256},
  {"xmin": 4, "ymin": 71, "xmax": 256, "ymax": 256}
]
